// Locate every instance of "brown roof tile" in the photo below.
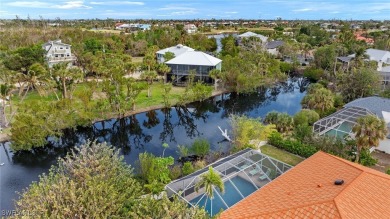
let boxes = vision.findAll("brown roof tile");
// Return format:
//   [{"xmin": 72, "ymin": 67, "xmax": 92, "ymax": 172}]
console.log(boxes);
[{"xmin": 220, "ymin": 151, "xmax": 390, "ymax": 219}]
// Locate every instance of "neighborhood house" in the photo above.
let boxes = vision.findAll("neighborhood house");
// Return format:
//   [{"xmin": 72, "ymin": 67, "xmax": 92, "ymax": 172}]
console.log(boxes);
[{"xmin": 42, "ymin": 40, "xmax": 76, "ymax": 68}]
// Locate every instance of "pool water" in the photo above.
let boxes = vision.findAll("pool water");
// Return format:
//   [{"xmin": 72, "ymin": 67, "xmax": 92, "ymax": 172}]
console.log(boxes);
[
  {"xmin": 189, "ymin": 176, "xmax": 257, "ymax": 216},
  {"xmin": 325, "ymin": 122, "xmax": 353, "ymax": 139}
]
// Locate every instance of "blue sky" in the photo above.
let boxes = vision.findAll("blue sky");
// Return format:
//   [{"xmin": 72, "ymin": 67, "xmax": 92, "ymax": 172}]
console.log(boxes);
[{"xmin": 1, "ymin": 0, "xmax": 390, "ymax": 20}]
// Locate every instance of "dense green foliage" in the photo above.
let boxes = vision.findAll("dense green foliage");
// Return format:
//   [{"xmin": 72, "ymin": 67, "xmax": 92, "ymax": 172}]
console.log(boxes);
[
  {"xmin": 268, "ymin": 132, "xmax": 317, "ymax": 158},
  {"xmin": 264, "ymin": 111, "xmax": 294, "ymax": 133},
  {"xmin": 230, "ymin": 115, "xmax": 276, "ymax": 150},
  {"xmin": 301, "ymin": 83, "xmax": 335, "ymax": 116},
  {"xmin": 14, "ymin": 141, "xmax": 208, "ymax": 218},
  {"xmin": 190, "ymin": 138, "xmax": 211, "ymax": 158},
  {"xmin": 182, "ymin": 161, "xmax": 195, "ymax": 176},
  {"xmin": 15, "ymin": 141, "xmax": 142, "ymax": 218},
  {"xmin": 337, "ymin": 67, "xmax": 382, "ymax": 102},
  {"xmin": 293, "ymin": 109, "xmax": 320, "ymax": 127},
  {"xmin": 10, "ymin": 99, "xmax": 93, "ymax": 150},
  {"xmin": 138, "ymin": 152, "xmax": 174, "ymax": 193}
]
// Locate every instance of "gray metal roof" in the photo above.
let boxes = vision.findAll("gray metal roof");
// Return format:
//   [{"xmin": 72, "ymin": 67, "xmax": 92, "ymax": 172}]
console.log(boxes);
[
  {"xmin": 345, "ymin": 96, "xmax": 390, "ymax": 120},
  {"xmin": 165, "ymin": 51, "xmax": 222, "ymax": 66},
  {"xmin": 238, "ymin": 32, "xmax": 268, "ymax": 42},
  {"xmin": 365, "ymin": 49, "xmax": 390, "ymax": 63},
  {"xmin": 265, "ymin": 40, "xmax": 284, "ymax": 49},
  {"xmin": 337, "ymin": 56, "xmax": 353, "ymax": 63},
  {"xmin": 156, "ymin": 44, "xmax": 195, "ymax": 57}
]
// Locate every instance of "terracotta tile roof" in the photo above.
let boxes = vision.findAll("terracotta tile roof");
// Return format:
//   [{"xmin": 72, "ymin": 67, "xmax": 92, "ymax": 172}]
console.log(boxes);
[{"xmin": 220, "ymin": 151, "xmax": 390, "ymax": 219}]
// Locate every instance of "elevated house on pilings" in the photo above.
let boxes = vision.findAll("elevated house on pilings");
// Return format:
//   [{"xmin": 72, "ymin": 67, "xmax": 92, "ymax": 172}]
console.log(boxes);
[
  {"xmin": 165, "ymin": 51, "xmax": 222, "ymax": 85},
  {"xmin": 42, "ymin": 39, "xmax": 76, "ymax": 68}
]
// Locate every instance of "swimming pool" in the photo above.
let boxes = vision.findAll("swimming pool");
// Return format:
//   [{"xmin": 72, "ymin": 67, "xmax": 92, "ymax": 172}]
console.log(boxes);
[
  {"xmin": 325, "ymin": 122, "xmax": 353, "ymax": 139},
  {"xmin": 189, "ymin": 176, "xmax": 257, "ymax": 216}
]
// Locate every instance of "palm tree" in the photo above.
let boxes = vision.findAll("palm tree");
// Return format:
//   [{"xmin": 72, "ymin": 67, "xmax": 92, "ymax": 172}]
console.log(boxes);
[
  {"xmin": 195, "ymin": 167, "xmax": 224, "ymax": 216},
  {"xmin": 208, "ymin": 69, "xmax": 221, "ymax": 91},
  {"xmin": 0, "ymin": 84, "xmax": 14, "ymax": 127},
  {"xmin": 352, "ymin": 115, "xmax": 387, "ymax": 163},
  {"xmin": 17, "ymin": 63, "xmax": 49, "ymax": 98},
  {"xmin": 157, "ymin": 63, "xmax": 171, "ymax": 84},
  {"xmin": 140, "ymin": 70, "xmax": 158, "ymax": 97}
]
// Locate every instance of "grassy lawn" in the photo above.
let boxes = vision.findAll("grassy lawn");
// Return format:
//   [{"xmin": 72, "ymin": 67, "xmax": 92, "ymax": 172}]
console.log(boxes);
[
  {"xmin": 135, "ymin": 84, "xmax": 186, "ymax": 109},
  {"xmin": 261, "ymin": 145, "xmax": 304, "ymax": 166},
  {"xmin": 132, "ymin": 57, "xmax": 144, "ymax": 63}
]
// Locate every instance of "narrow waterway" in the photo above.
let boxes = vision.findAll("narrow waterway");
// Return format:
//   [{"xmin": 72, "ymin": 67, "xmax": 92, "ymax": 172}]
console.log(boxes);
[{"xmin": 0, "ymin": 77, "xmax": 309, "ymax": 211}]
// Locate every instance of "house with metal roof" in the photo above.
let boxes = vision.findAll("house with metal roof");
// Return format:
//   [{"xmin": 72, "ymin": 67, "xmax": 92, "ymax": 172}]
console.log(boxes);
[
  {"xmin": 165, "ymin": 51, "xmax": 222, "ymax": 84},
  {"xmin": 42, "ymin": 40, "xmax": 76, "ymax": 68},
  {"xmin": 313, "ymin": 96, "xmax": 390, "ymax": 153},
  {"xmin": 156, "ymin": 44, "xmax": 195, "ymax": 63},
  {"xmin": 238, "ymin": 31, "xmax": 268, "ymax": 43},
  {"xmin": 265, "ymin": 40, "xmax": 284, "ymax": 56},
  {"xmin": 220, "ymin": 151, "xmax": 390, "ymax": 219}
]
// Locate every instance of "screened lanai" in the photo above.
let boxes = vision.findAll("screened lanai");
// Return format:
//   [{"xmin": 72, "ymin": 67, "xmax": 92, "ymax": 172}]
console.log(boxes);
[
  {"xmin": 313, "ymin": 106, "xmax": 375, "ymax": 138},
  {"xmin": 165, "ymin": 149, "xmax": 292, "ymax": 216}
]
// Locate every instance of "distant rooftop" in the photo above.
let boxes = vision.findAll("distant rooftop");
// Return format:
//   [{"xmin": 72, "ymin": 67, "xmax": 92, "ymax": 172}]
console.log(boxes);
[
  {"xmin": 265, "ymin": 40, "xmax": 284, "ymax": 49},
  {"xmin": 220, "ymin": 151, "xmax": 390, "ymax": 219},
  {"xmin": 238, "ymin": 31, "xmax": 268, "ymax": 42}
]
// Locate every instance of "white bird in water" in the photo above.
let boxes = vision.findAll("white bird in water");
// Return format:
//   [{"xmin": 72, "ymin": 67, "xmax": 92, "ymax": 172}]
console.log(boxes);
[{"xmin": 218, "ymin": 126, "xmax": 232, "ymax": 142}]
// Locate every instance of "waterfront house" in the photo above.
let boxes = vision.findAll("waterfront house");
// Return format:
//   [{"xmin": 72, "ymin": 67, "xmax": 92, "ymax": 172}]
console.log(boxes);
[
  {"xmin": 220, "ymin": 151, "xmax": 390, "ymax": 218},
  {"xmin": 165, "ymin": 51, "xmax": 222, "ymax": 84},
  {"xmin": 42, "ymin": 40, "xmax": 76, "ymax": 68},
  {"xmin": 313, "ymin": 96, "xmax": 390, "ymax": 153}
]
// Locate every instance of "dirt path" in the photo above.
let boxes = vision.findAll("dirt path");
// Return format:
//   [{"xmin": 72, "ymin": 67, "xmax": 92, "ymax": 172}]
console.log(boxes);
[{"xmin": 371, "ymin": 150, "xmax": 390, "ymax": 173}]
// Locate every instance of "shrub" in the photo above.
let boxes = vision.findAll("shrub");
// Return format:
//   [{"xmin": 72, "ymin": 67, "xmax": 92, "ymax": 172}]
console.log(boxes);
[
  {"xmin": 386, "ymin": 168, "xmax": 390, "ymax": 175},
  {"xmin": 138, "ymin": 152, "xmax": 174, "ymax": 193},
  {"xmin": 293, "ymin": 109, "xmax": 319, "ymax": 127},
  {"xmin": 190, "ymin": 139, "xmax": 210, "ymax": 158},
  {"xmin": 170, "ymin": 165, "xmax": 182, "ymax": 180},
  {"xmin": 268, "ymin": 132, "xmax": 317, "ymax": 158},
  {"xmin": 293, "ymin": 124, "xmax": 313, "ymax": 142},
  {"xmin": 333, "ymin": 94, "xmax": 345, "ymax": 108},
  {"xmin": 303, "ymin": 67, "xmax": 324, "ymax": 81},
  {"xmin": 182, "ymin": 162, "xmax": 195, "ymax": 176},
  {"xmin": 176, "ymin": 144, "xmax": 189, "ymax": 158},
  {"xmin": 280, "ymin": 62, "xmax": 294, "ymax": 73},
  {"xmin": 194, "ymin": 160, "xmax": 206, "ymax": 171},
  {"xmin": 359, "ymin": 149, "xmax": 378, "ymax": 166}
]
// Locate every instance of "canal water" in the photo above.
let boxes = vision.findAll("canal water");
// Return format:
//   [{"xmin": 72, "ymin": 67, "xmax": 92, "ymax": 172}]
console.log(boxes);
[{"xmin": 0, "ymin": 77, "xmax": 309, "ymax": 211}]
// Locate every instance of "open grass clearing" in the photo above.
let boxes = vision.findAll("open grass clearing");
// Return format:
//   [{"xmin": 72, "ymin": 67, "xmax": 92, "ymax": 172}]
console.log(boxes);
[{"xmin": 261, "ymin": 145, "xmax": 304, "ymax": 166}]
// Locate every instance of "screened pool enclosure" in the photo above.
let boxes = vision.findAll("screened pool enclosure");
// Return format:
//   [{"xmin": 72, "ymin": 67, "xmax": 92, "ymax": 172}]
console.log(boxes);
[
  {"xmin": 313, "ymin": 106, "xmax": 375, "ymax": 138},
  {"xmin": 165, "ymin": 149, "xmax": 292, "ymax": 216}
]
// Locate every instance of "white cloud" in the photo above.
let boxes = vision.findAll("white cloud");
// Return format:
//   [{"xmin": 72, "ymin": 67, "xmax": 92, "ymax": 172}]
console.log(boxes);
[
  {"xmin": 292, "ymin": 8, "xmax": 313, "ymax": 12},
  {"xmin": 55, "ymin": 1, "xmax": 92, "ymax": 9},
  {"xmin": 7, "ymin": 1, "xmax": 91, "ymax": 9},
  {"xmin": 225, "ymin": 11, "xmax": 238, "ymax": 14},
  {"xmin": 7, "ymin": 1, "xmax": 51, "ymax": 8},
  {"xmin": 90, "ymin": 1, "xmax": 144, "ymax": 6},
  {"xmin": 158, "ymin": 6, "xmax": 195, "ymax": 11}
]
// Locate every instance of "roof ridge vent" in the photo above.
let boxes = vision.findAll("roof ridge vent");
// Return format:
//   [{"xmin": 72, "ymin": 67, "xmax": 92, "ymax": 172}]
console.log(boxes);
[{"xmin": 334, "ymin": 179, "xmax": 344, "ymax": 185}]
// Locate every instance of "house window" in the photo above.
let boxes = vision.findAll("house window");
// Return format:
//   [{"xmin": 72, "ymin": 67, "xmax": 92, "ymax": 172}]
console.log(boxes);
[
  {"xmin": 67, "ymin": 54, "xmax": 70, "ymax": 57},
  {"xmin": 60, "ymin": 47, "xmax": 63, "ymax": 49},
  {"xmin": 61, "ymin": 54, "xmax": 64, "ymax": 57},
  {"xmin": 55, "ymin": 55, "xmax": 58, "ymax": 57},
  {"xmin": 66, "ymin": 47, "xmax": 69, "ymax": 49}
]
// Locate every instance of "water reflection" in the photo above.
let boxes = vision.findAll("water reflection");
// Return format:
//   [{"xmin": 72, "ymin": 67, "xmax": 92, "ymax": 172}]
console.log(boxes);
[{"xmin": 1, "ymin": 77, "xmax": 308, "ymax": 211}]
